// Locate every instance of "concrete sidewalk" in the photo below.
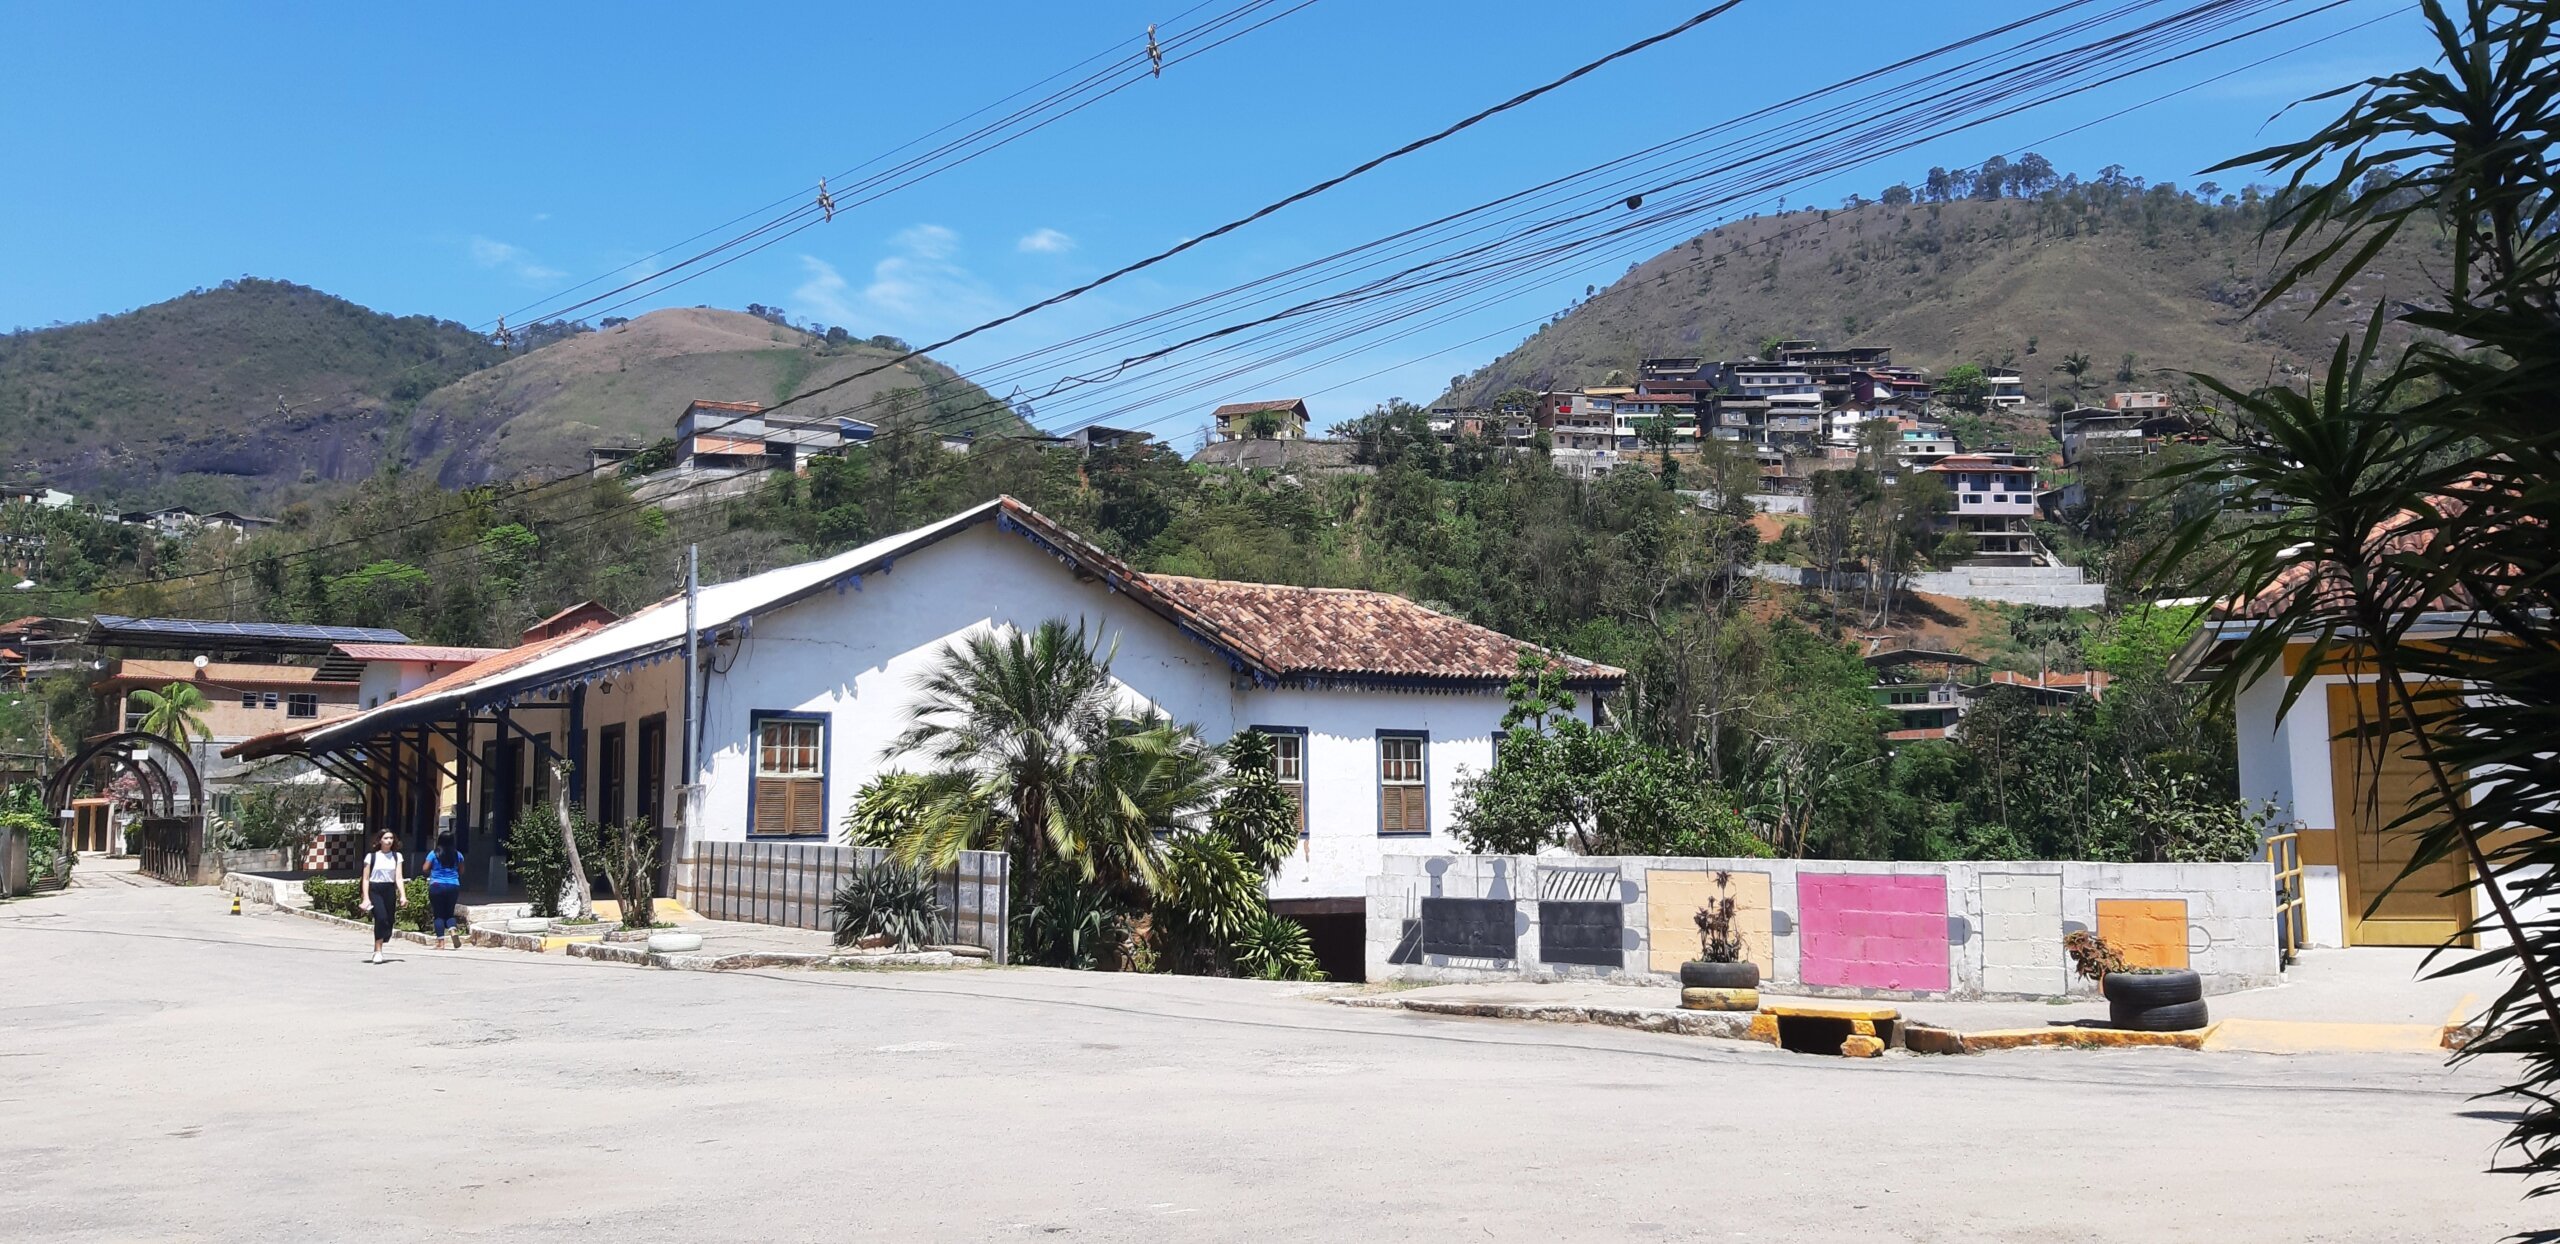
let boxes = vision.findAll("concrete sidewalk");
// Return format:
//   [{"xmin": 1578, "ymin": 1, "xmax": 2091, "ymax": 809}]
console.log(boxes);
[{"xmin": 1340, "ymin": 947, "xmax": 2504, "ymax": 1055}]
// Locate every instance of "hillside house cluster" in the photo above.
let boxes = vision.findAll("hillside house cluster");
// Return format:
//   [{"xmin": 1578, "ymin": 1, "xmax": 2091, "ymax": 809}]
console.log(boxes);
[{"xmin": 1866, "ymin": 643, "xmax": 2110, "ymax": 745}]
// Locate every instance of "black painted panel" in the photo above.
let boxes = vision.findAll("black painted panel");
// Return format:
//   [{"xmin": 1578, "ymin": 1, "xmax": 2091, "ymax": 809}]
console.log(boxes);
[
  {"xmin": 1538, "ymin": 900, "xmax": 1624, "ymax": 967},
  {"xmin": 1420, "ymin": 897, "xmax": 1516, "ymax": 959}
]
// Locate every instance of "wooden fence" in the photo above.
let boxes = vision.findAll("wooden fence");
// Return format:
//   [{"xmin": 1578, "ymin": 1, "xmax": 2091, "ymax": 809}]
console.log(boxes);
[
  {"xmin": 138, "ymin": 818, "xmax": 216, "ymax": 885},
  {"xmin": 686, "ymin": 841, "xmax": 1009, "ymax": 963}
]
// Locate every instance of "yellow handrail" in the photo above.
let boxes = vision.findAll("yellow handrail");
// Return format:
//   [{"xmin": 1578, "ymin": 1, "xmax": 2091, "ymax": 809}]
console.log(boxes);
[{"xmin": 2265, "ymin": 831, "xmax": 2306, "ymax": 967}]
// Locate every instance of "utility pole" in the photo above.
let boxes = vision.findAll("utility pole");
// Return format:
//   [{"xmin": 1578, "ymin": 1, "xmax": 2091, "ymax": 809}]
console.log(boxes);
[{"xmin": 677, "ymin": 544, "xmax": 698, "ymax": 899}]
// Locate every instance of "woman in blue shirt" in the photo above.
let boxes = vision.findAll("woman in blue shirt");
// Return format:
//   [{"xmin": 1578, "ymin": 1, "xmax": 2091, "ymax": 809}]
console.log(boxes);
[{"xmin": 424, "ymin": 831, "xmax": 466, "ymax": 950}]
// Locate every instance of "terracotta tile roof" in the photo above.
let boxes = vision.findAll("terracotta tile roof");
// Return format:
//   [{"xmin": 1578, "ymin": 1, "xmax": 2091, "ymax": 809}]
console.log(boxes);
[
  {"xmin": 1885, "ymin": 726, "xmax": 1954, "ymax": 742},
  {"xmin": 333, "ymin": 643, "xmax": 507, "ymax": 664},
  {"xmin": 1142, "ymin": 574, "xmax": 1624, "ymax": 685}
]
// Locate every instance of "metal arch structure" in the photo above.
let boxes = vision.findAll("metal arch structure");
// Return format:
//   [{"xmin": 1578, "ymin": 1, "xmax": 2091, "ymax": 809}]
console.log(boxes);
[{"xmin": 45, "ymin": 730, "xmax": 206, "ymax": 822}]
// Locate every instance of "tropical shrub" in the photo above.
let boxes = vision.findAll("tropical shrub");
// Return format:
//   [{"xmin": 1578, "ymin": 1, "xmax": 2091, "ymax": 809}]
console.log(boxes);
[
  {"xmin": 1229, "ymin": 911, "xmax": 1323, "ymax": 982},
  {"xmin": 594, "ymin": 818, "xmax": 659, "ymax": 930},
  {"xmin": 831, "ymin": 859, "xmax": 945, "ymax": 951},
  {"xmin": 304, "ymin": 876, "xmax": 360, "ymax": 918},
  {"xmin": 506, "ymin": 801, "xmax": 600, "ymax": 919},
  {"xmin": 1017, "ymin": 864, "xmax": 1134, "ymax": 971}
]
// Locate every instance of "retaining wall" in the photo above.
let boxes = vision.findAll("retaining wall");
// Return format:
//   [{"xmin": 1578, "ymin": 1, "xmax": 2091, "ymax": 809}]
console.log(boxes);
[{"xmin": 1366, "ymin": 854, "xmax": 2279, "ymax": 999}]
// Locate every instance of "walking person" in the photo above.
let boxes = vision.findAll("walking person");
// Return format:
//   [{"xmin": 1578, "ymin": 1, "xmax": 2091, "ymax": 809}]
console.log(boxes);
[
  {"xmin": 424, "ymin": 831, "xmax": 466, "ymax": 951},
  {"xmin": 358, "ymin": 829, "xmax": 404, "ymax": 964}
]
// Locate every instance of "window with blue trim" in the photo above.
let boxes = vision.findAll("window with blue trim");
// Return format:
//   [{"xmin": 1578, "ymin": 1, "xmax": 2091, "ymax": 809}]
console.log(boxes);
[
  {"xmin": 1251, "ymin": 726, "xmax": 1308, "ymax": 835},
  {"xmin": 752, "ymin": 714, "xmax": 827, "ymax": 838},
  {"xmin": 1378, "ymin": 731, "xmax": 1427, "ymax": 835}
]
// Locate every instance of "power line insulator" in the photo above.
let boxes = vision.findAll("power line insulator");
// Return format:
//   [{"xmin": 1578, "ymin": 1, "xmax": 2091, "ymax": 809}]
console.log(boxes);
[
  {"xmin": 817, "ymin": 177, "xmax": 838, "ymax": 223},
  {"xmin": 1147, "ymin": 24, "xmax": 1163, "ymax": 77}
]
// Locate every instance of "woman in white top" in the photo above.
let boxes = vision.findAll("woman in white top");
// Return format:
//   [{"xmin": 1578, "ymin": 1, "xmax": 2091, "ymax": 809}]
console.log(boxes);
[{"xmin": 358, "ymin": 830, "xmax": 404, "ymax": 964}]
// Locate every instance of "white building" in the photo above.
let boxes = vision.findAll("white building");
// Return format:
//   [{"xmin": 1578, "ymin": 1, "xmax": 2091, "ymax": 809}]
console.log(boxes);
[
  {"xmin": 1985, "ymin": 371, "xmax": 2029, "ymax": 409},
  {"xmin": 235, "ymin": 497, "xmax": 1623, "ymax": 945}
]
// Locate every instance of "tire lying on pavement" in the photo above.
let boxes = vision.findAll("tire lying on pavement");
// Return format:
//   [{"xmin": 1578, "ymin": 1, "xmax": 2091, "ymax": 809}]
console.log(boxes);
[{"xmin": 2114, "ymin": 998, "xmax": 2210, "ymax": 1032}]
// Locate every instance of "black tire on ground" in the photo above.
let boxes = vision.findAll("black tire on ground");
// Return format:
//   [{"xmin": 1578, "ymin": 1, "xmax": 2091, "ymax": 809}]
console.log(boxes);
[
  {"xmin": 2114, "ymin": 998, "xmax": 2211, "ymax": 1032},
  {"xmin": 2102, "ymin": 969, "xmax": 2202, "ymax": 1009},
  {"xmin": 1681, "ymin": 960, "xmax": 1761, "ymax": 989}
]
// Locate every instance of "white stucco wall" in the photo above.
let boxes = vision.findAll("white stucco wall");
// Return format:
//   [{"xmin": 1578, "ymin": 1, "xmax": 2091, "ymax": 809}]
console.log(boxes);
[{"xmin": 566, "ymin": 522, "xmax": 1562, "ymax": 901}]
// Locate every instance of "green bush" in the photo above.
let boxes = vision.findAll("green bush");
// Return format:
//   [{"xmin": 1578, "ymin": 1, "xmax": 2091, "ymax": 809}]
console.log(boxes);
[
  {"xmin": 1229, "ymin": 911, "xmax": 1325, "ymax": 982},
  {"xmin": 304, "ymin": 877, "xmax": 360, "ymax": 918},
  {"xmin": 830, "ymin": 860, "xmax": 945, "ymax": 951},
  {"xmin": 506, "ymin": 800, "xmax": 600, "ymax": 918}
]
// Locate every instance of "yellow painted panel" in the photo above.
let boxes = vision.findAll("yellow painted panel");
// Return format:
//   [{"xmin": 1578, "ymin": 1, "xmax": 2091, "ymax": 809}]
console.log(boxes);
[
  {"xmin": 1646, "ymin": 869, "xmax": 1773, "ymax": 976},
  {"xmin": 2097, "ymin": 898, "xmax": 2189, "ymax": 969}
]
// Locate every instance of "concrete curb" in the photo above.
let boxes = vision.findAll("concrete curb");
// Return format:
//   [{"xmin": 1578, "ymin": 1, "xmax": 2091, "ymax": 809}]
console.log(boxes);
[
  {"xmin": 1330, "ymin": 994, "xmax": 1758, "ymax": 1040},
  {"xmin": 565, "ymin": 942, "xmax": 967, "ymax": 972},
  {"xmin": 1905, "ymin": 1021, "xmax": 2212, "ymax": 1053}
]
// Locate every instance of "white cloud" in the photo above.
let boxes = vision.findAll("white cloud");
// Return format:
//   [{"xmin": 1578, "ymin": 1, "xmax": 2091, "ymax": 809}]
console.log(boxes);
[
  {"xmin": 794, "ymin": 224, "xmax": 1007, "ymax": 341},
  {"xmin": 793, "ymin": 256, "xmax": 859, "ymax": 325},
  {"xmin": 891, "ymin": 223, "xmax": 959, "ymax": 261},
  {"xmin": 468, "ymin": 235, "xmax": 564, "ymax": 283},
  {"xmin": 1016, "ymin": 227, "xmax": 1075, "ymax": 255}
]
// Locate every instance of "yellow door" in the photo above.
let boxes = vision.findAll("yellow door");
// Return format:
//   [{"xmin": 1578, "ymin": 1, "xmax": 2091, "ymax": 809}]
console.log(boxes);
[{"xmin": 2327, "ymin": 684, "xmax": 2473, "ymax": 947}]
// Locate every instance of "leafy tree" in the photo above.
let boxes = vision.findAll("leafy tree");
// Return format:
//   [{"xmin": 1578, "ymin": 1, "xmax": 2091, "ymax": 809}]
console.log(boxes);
[
  {"xmin": 1454, "ymin": 656, "xmax": 1763, "ymax": 858},
  {"xmin": 1935, "ymin": 363, "xmax": 1990, "ymax": 413}
]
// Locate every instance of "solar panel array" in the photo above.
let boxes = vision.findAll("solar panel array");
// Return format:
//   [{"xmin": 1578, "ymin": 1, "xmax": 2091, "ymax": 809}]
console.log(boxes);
[{"xmin": 90, "ymin": 615, "xmax": 412, "ymax": 645}]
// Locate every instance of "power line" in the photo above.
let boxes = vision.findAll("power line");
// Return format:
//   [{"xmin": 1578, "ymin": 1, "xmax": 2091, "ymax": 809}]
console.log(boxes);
[{"xmin": 76, "ymin": 0, "xmax": 2369, "ymax": 616}]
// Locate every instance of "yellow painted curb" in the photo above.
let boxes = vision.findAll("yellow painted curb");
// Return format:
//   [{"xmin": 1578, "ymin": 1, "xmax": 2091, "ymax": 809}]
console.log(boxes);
[
  {"xmin": 538, "ymin": 934, "xmax": 606, "ymax": 953},
  {"xmin": 1958, "ymin": 1024, "xmax": 2213, "ymax": 1052},
  {"xmin": 2201, "ymin": 1017, "xmax": 2447, "ymax": 1054}
]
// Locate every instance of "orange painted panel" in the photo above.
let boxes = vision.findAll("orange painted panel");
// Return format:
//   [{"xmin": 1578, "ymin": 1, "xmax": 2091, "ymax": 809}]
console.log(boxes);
[
  {"xmin": 1646, "ymin": 870, "xmax": 1773, "ymax": 977},
  {"xmin": 2096, "ymin": 898, "xmax": 2189, "ymax": 969}
]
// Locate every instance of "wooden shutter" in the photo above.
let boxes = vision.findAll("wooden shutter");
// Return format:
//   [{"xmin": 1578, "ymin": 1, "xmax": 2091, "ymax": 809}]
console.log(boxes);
[
  {"xmin": 754, "ymin": 777, "xmax": 789, "ymax": 835},
  {"xmin": 784, "ymin": 777, "xmax": 824, "ymax": 836}
]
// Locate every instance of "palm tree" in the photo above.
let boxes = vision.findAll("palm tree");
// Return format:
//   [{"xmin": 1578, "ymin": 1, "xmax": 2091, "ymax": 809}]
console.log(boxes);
[
  {"xmin": 130, "ymin": 682, "xmax": 210, "ymax": 747},
  {"xmin": 2053, "ymin": 351, "xmax": 2093, "ymax": 406},
  {"xmin": 884, "ymin": 619, "xmax": 1129, "ymax": 909}
]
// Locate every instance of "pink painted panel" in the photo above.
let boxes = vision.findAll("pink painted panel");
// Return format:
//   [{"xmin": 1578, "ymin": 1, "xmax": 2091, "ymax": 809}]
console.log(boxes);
[{"xmin": 1797, "ymin": 873, "xmax": 1950, "ymax": 992}]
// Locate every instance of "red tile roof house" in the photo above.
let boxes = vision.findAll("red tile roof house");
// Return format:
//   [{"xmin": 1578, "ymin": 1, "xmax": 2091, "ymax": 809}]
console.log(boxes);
[{"xmin": 230, "ymin": 497, "xmax": 1622, "ymax": 971}]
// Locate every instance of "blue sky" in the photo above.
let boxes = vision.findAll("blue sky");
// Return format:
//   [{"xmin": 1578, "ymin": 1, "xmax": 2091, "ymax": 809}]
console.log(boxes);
[{"xmin": 2, "ymin": 1, "xmax": 2431, "ymax": 442}]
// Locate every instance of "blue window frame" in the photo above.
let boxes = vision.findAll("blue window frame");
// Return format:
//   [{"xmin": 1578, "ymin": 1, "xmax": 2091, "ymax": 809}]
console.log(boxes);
[
  {"xmin": 1250, "ymin": 725, "xmax": 1309, "ymax": 837},
  {"xmin": 747, "ymin": 710, "xmax": 830, "ymax": 839},
  {"xmin": 1377, "ymin": 730, "xmax": 1429, "ymax": 836}
]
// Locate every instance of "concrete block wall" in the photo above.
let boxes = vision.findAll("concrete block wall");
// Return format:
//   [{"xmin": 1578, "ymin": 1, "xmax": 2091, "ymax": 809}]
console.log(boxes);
[{"xmin": 1367, "ymin": 854, "xmax": 2282, "ymax": 1000}]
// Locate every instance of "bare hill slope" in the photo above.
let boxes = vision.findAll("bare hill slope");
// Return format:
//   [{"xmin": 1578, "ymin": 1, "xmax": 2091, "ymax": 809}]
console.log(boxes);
[{"xmin": 404, "ymin": 307, "xmax": 1022, "ymax": 487}]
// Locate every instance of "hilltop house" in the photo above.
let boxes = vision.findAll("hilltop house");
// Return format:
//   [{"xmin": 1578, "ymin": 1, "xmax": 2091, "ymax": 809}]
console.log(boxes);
[
  {"xmin": 1925, "ymin": 453, "xmax": 2042, "ymax": 560},
  {"xmin": 229, "ymin": 497, "xmax": 1624, "ymax": 974},
  {"xmin": 1212, "ymin": 398, "xmax": 1310, "ymax": 441}
]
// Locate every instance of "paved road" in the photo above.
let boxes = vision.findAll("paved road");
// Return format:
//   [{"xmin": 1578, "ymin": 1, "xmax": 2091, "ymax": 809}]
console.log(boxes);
[{"xmin": 0, "ymin": 875, "xmax": 2539, "ymax": 1242}]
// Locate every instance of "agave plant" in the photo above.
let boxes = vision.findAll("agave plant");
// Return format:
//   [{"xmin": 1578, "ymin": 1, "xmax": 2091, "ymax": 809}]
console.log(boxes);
[{"xmin": 830, "ymin": 859, "xmax": 945, "ymax": 952}]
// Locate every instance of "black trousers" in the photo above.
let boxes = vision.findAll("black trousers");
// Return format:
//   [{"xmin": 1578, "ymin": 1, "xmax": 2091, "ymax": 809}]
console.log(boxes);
[{"xmin": 369, "ymin": 881, "xmax": 399, "ymax": 942}]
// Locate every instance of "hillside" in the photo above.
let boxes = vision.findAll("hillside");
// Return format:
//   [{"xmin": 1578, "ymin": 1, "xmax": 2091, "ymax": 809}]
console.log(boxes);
[
  {"xmin": 0, "ymin": 287, "xmax": 1022, "ymax": 505},
  {"xmin": 1443, "ymin": 193, "xmax": 2438, "ymax": 429},
  {"xmin": 402, "ymin": 307, "xmax": 1026, "ymax": 487},
  {"xmin": 0, "ymin": 279, "xmax": 503, "ymax": 508}
]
